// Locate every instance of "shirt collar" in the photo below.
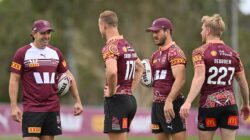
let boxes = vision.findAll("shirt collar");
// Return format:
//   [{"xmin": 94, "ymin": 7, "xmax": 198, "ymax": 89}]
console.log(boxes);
[
  {"xmin": 206, "ymin": 39, "xmax": 224, "ymax": 44},
  {"xmin": 159, "ymin": 41, "xmax": 176, "ymax": 51},
  {"xmin": 106, "ymin": 35, "xmax": 124, "ymax": 43}
]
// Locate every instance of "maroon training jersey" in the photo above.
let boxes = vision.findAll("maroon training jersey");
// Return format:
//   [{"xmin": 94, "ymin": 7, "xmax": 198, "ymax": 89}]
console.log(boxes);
[
  {"xmin": 150, "ymin": 42, "xmax": 187, "ymax": 102},
  {"xmin": 10, "ymin": 43, "xmax": 68, "ymax": 112},
  {"xmin": 102, "ymin": 36, "xmax": 138, "ymax": 95},
  {"xmin": 192, "ymin": 41, "xmax": 243, "ymax": 108}
]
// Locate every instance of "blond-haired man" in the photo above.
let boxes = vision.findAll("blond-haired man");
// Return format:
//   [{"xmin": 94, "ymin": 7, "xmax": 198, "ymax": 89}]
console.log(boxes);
[
  {"xmin": 180, "ymin": 14, "xmax": 250, "ymax": 140},
  {"xmin": 98, "ymin": 10, "xmax": 144, "ymax": 140}
]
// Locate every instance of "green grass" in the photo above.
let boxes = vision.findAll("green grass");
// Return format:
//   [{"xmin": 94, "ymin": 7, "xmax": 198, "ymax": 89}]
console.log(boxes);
[{"xmin": 0, "ymin": 136, "xmax": 249, "ymax": 140}]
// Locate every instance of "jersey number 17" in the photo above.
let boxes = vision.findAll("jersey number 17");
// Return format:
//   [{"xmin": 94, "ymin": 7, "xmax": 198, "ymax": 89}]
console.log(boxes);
[{"xmin": 125, "ymin": 60, "xmax": 135, "ymax": 80}]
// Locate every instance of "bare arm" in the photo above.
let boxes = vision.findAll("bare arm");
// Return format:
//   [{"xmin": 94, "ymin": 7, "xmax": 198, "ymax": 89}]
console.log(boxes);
[
  {"xmin": 179, "ymin": 64, "xmax": 205, "ymax": 119},
  {"xmin": 186, "ymin": 65, "xmax": 205, "ymax": 103},
  {"xmin": 9, "ymin": 72, "xmax": 20, "ymax": 106},
  {"xmin": 66, "ymin": 70, "xmax": 83, "ymax": 116},
  {"xmin": 164, "ymin": 64, "xmax": 186, "ymax": 120},
  {"xmin": 166, "ymin": 65, "xmax": 186, "ymax": 102},
  {"xmin": 105, "ymin": 58, "xmax": 118, "ymax": 96},
  {"xmin": 235, "ymin": 71, "xmax": 249, "ymax": 105},
  {"xmin": 9, "ymin": 72, "xmax": 22, "ymax": 122},
  {"xmin": 235, "ymin": 70, "xmax": 250, "ymax": 120},
  {"xmin": 131, "ymin": 58, "xmax": 144, "ymax": 92}
]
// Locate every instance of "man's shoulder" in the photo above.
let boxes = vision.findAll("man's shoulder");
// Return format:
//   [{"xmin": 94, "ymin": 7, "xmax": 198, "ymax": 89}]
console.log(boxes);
[
  {"xmin": 192, "ymin": 44, "xmax": 209, "ymax": 54},
  {"xmin": 102, "ymin": 39, "xmax": 124, "ymax": 55},
  {"xmin": 152, "ymin": 50, "xmax": 160, "ymax": 57},
  {"xmin": 47, "ymin": 44, "xmax": 60, "ymax": 51},
  {"xmin": 15, "ymin": 44, "xmax": 32, "ymax": 55},
  {"xmin": 169, "ymin": 43, "xmax": 181, "ymax": 49},
  {"xmin": 168, "ymin": 44, "xmax": 185, "ymax": 53}
]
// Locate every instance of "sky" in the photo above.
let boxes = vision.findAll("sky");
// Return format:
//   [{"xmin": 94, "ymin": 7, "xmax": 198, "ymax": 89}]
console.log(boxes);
[{"xmin": 239, "ymin": 0, "xmax": 250, "ymax": 15}]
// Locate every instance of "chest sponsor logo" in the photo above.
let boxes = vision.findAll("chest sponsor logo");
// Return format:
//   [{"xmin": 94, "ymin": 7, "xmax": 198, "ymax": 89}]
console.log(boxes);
[
  {"xmin": 11, "ymin": 62, "xmax": 21, "ymax": 70},
  {"xmin": 228, "ymin": 116, "xmax": 238, "ymax": 126},
  {"xmin": 28, "ymin": 59, "xmax": 39, "ymax": 67},
  {"xmin": 33, "ymin": 72, "xmax": 56, "ymax": 84},
  {"xmin": 154, "ymin": 70, "xmax": 167, "ymax": 80},
  {"xmin": 205, "ymin": 118, "xmax": 217, "ymax": 127},
  {"xmin": 210, "ymin": 50, "xmax": 217, "ymax": 56},
  {"xmin": 28, "ymin": 127, "xmax": 41, "ymax": 133}
]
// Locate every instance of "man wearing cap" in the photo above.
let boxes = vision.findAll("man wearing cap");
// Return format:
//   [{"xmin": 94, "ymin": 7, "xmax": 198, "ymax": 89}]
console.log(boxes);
[
  {"xmin": 146, "ymin": 18, "xmax": 187, "ymax": 140},
  {"xmin": 9, "ymin": 19, "xmax": 83, "ymax": 140}
]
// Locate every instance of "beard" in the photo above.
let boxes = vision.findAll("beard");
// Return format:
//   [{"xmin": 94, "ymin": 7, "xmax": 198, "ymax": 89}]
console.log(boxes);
[
  {"xmin": 40, "ymin": 39, "xmax": 49, "ymax": 47},
  {"xmin": 154, "ymin": 35, "xmax": 167, "ymax": 46}
]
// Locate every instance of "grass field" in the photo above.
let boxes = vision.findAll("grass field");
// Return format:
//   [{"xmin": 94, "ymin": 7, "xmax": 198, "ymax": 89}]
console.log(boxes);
[{"xmin": 0, "ymin": 136, "xmax": 249, "ymax": 140}]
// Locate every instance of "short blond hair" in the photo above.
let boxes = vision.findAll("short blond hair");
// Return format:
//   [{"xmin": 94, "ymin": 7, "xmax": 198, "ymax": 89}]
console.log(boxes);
[
  {"xmin": 201, "ymin": 14, "xmax": 225, "ymax": 37},
  {"xmin": 99, "ymin": 10, "xmax": 118, "ymax": 27}
]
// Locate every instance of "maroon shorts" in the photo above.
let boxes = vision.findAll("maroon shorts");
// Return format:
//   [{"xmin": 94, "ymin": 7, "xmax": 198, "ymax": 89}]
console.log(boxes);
[
  {"xmin": 198, "ymin": 105, "xmax": 239, "ymax": 131},
  {"xmin": 22, "ymin": 112, "xmax": 62, "ymax": 137},
  {"xmin": 151, "ymin": 96, "xmax": 186, "ymax": 134},
  {"xmin": 104, "ymin": 94, "xmax": 137, "ymax": 133}
]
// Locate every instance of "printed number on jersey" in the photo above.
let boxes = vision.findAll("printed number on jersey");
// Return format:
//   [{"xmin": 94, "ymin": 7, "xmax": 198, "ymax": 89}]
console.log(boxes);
[
  {"xmin": 125, "ymin": 60, "xmax": 135, "ymax": 80},
  {"xmin": 154, "ymin": 70, "xmax": 167, "ymax": 80},
  {"xmin": 34, "ymin": 72, "xmax": 55, "ymax": 84},
  {"xmin": 207, "ymin": 66, "xmax": 235, "ymax": 85}
]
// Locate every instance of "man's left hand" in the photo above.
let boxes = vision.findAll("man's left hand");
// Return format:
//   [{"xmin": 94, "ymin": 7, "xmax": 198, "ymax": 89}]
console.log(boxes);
[
  {"xmin": 164, "ymin": 99, "xmax": 175, "ymax": 122},
  {"xmin": 73, "ymin": 102, "xmax": 83, "ymax": 116}
]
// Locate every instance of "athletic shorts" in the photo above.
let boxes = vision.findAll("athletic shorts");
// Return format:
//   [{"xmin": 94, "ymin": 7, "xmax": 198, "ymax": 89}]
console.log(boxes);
[
  {"xmin": 151, "ymin": 96, "xmax": 186, "ymax": 134},
  {"xmin": 198, "ymin": 105, "xmax": 239, "ymax": 131},
  {"xmin": 104, "ymin": 94, "xmax": 137, "ymax": 133},
  {"xmin": 22, "ymin": 112, "xmax": 62, "ymax": 137}
]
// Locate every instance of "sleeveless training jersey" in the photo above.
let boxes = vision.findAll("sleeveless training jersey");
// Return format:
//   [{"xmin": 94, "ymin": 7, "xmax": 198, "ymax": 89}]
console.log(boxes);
[
  {"xmin": 10, "ymin": 43, "xmax": 68, "ymax": 112},
  {"xmin": 102, "ymin": 36, "xmax": 138, "ymax": 95},
  {"xmin": 150, "ymin": 42, "xmax": 187, "ymax": 102},
  {"xmin": 192, "ymin": 41, "xmax": 243, "ymax": 108}
]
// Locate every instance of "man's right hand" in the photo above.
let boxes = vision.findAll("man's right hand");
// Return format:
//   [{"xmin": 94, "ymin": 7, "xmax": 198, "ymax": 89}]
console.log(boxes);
[
  {"xmin": 11, "ymin": 105, "xmax": 22, "ymax": 123},
  {"xmin": 179, "ymin": 101, "xmax": 191, "ymax": 119}
]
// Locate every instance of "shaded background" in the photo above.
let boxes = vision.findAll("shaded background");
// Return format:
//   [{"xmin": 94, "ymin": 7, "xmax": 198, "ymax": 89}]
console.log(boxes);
[{"xmin": 1, "ymin": 0, "xmax": 250, "ymax": 107}]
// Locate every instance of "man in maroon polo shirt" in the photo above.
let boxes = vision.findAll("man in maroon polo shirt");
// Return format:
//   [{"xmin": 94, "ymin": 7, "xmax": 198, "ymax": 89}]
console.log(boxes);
[
  {"xmin": 9, "ymin": 19, "xmax": 83, "ymax": 140},
  {"xmin": 179, "ymin": 14, "xmax": 250, "ymax": 140},
  {"xmin": 146, "ymin": 18, "xmax": 187, "ymax": 140}
]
